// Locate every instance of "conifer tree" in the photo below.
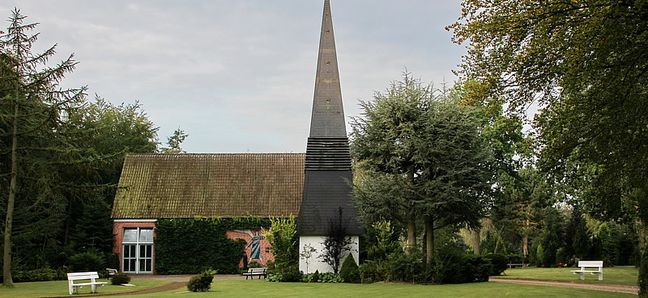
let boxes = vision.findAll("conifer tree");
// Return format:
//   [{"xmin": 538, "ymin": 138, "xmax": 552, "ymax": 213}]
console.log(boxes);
[
  {"xmin": 352, "ymin": 73, "xmax": 491, "ymax": 265},
  {"xmin": 0, "ymin": 9, "xmax": 85, "ymax": 287}
]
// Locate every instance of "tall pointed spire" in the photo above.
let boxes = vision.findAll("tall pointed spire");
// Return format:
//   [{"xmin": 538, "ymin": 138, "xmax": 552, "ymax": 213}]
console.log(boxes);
[
  {"xmin": 309, "ymin": 0, "xmax": 346, "ymax": 137},
  {"xmin": 297, "ymin": 0, "xmax": 361, "ymax": 238}
]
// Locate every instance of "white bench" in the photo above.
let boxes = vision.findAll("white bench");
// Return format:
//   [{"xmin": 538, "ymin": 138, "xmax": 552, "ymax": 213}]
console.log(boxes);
[
  {"xmin": 67, "ymin": 272, "xmax": 108, "ymax": 295},
  {"xmin": 242, "ymin": 267, "xmax": 267, "ymax": 279},
  {"xmin": 507, "ymin": 263, "xmax": 528, "ymax": 269},
  {"xmin": 106, "ymin": 268, "xmax": 118, "ymax": 280},
  {"xmin": 571, "ymin": 260, "xmax": 603, "ymax": 280}
]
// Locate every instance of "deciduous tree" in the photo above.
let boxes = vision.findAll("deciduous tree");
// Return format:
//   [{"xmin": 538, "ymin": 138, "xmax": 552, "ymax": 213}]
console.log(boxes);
[{"xmin": 450, "ymin": 1, "xmax": 648, "ymax": 293}]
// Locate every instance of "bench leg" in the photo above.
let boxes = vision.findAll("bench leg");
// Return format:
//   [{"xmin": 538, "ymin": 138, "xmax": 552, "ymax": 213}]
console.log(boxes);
[
  {"xmin": 69, "ymin": 284, "xmax": 73, "ymax": 295},
  {"xmin": 91, "ymin": 284, "xmax": 97, "ymax": 293},
  {"xmin": 579, "ymin": 272, "xmax": 584, "ymax": 280},
  {"xmin": 599, "ymin": 273, "xmax": 603, "ymax": 281}
]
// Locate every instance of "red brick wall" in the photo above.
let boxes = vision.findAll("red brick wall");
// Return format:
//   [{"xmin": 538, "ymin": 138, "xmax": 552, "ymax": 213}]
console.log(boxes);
[
  {"xmin": 226, "ymin": 229, "xmax": 274, "ymax": 267},
  {"xmin": 112, "ymin": 221, "xmax": 156, "ymax": 273}
]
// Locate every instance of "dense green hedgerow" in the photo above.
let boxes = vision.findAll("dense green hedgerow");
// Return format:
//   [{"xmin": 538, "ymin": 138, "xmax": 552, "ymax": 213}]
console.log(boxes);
[{"xmin": 156, "ymin": 218, "xmax": 270, "ymax": 274}]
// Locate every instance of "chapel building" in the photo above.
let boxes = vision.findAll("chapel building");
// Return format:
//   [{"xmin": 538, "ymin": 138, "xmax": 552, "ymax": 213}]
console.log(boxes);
[{"xmin": 111, "ymin": 0, "xmax": 360, "ymax": 274}]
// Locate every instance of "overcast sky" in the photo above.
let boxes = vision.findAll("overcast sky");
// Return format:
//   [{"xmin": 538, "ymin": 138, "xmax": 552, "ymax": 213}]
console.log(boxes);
[{"xmin": 1, "ymin": 1, "xmax": 465, "ymax": 153}]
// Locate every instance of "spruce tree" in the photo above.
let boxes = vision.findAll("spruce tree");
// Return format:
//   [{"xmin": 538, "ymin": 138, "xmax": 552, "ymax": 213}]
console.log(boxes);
[{"xmin": 0, "ymin": 9, "xmax": 85, "ymax": 287}]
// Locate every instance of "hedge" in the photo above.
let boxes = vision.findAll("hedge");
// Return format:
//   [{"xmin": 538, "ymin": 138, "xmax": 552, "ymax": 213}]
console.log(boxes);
[{"xmin": 155, "ymin": 218, "xmax": 271, "ymax": 274}]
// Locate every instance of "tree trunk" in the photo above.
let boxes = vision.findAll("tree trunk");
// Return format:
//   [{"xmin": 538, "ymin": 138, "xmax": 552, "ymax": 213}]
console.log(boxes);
[
  {"xmin": 640, "ymin": 248, "xmax": 648, "ymax": 298},
  {"xmin": 639, "ymin": 219, "xmax": 646, "ymax": 297},
  {"xmin": 3, "ymin": 104, "xmax": 18, "ymax": 287},
  {"xmin": 523, "ymin": 234, "xmax": 529, "ymax": 258},
  {"xmin": 406, "ymin": 221, "xmax": 416, "ymax": 254},
  {"xmin": 425, "ymin": 216, "xmax": 434, "ymax": 265},
  {"xmin": 522, "ymin": 218, "xmax": 530, "ymax": 259},
  {"xmin": 639, "ymin": 219, "xmax": 646, "ymax": 253},
  {"xmin": 472, "ymin": 229, "xmax": 481, "ymax": 255}
]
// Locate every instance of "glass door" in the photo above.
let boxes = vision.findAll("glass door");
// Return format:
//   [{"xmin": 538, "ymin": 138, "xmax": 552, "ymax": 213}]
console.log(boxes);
[
  {"xmin": 123, "ymin": 244, "xmax": 137, "ymax": 272},
  {"xmin": 139, "ymin": 244, "xmax": 153, "ymax": 272},
  {"xmin": 122, "ymin": 228, "xmax": 154, "ymax": 274}
]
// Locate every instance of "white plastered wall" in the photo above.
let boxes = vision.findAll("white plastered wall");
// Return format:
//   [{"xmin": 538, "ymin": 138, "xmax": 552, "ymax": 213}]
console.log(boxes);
[{"xmin": 298, "ymin": 236, "xmax": 359, "ymax": 274}]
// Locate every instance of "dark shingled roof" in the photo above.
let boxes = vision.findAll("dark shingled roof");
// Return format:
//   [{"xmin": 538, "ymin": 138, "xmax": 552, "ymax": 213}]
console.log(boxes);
[
  {"xmin": 111, "ymin": 153, "xmax": 304, "ymax": 219},
  {"xmin": 297, "ymin": 0, "xmax": 362, "ymax": 236}
]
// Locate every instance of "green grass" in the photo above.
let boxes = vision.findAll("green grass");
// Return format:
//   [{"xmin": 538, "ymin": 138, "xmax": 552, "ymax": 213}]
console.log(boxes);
[
  {"xmin": 113, "ymin": 279, "xmax": 634, "ymax": 298},
  {"xmin": 0, "ymin": 278, "xmax": 167, "ymax": 298},
  {"xmin": 499, "ymin": 266, "xmax": 638, "ymax": 285}
]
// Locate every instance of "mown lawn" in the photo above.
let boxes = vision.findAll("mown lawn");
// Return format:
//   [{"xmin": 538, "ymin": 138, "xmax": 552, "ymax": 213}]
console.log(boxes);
[
  {"xmin": 499, "ymin": 266, "xmax": 638, "ymax": 285},
  {"xmin": 0, "ymin": 278, "xmax": 167, "ymax": 298},
  {"xmin": 113, "ymin": 279, "xmax": 635, "ymax": 298}
]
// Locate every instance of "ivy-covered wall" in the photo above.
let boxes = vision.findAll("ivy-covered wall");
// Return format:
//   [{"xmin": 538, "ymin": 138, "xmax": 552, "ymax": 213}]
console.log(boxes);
[{"xmin": 155, "ymin": 218, "xmax": 271, "ymax": 274}]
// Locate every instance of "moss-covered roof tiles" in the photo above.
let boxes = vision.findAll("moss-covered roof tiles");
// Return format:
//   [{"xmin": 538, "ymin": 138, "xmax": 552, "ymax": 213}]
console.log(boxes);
[{"xmin": 111, "ymin": 153, "xmax": 304, "ymax": 219}]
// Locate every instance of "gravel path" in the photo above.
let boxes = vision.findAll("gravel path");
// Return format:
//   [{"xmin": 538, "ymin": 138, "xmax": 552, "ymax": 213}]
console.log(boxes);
[{"xmin": 490, "ymin": 277, "xmax": 639, "ymax": 295}]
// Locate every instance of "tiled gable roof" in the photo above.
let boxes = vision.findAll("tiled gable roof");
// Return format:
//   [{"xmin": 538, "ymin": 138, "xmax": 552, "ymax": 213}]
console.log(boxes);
[{"xmin": 111, "ymin": 153, "xmax": 304, "ymax": 219}]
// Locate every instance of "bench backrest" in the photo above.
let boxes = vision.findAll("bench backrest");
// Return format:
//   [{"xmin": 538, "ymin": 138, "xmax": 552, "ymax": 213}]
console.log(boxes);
[
  {"xmin": 578, "ymin": 261, "xmax": 603, "ymax": 268},
  {"xmin": 248, "ymin": 267, "xmax": 266, "ymax": 273},
  {"xmin": 67, "ymin": 272, "xmax": 100, "ymax": 281}
]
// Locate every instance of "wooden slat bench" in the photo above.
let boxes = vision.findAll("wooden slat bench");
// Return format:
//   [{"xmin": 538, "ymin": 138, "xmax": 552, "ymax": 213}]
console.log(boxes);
[
  {"xmin": 106, "ymin": 268, "xmax": 118, "ymax": 280},
  {"xmin": 507, "ymin": 263, "xmax": 528, "ymax": 269},
  {"xmin": 67, "ymin": 272, "xmax": 108, "ymax": 295},
  {"xmin": 242, "ymin": 267, "xmax": 267, "ymax": 280},
  {"xmin": 571, "ymin": 260, "xmax": 603, "ymax": 281}
]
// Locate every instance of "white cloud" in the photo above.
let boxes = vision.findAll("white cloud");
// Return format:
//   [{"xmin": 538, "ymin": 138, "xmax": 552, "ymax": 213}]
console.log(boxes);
[{"xmin": 1, "ymin": 0, "xmax": 465, "ymax": 152}]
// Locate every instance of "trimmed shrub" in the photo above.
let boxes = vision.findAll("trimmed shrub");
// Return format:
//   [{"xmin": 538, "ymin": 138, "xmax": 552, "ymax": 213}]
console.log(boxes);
[
  {"xmin": 507, "ymin": 254, "xmax": 525, "ymax": 264},
  {"xmin": 13, "ymin": 268, "xmax": 56, "ymax": 282},
  {"xmin": 187, "ymin": 269, "xmax": 217, "ymax": 292},
  {"xmin": 282, "ymin": 267, "xmax": 303, "ymax": 282},
  {"xmin": 302, "ymin": 271, "xmax": 320, "ymax": 283},
  {"xmin": 339, "ymin": 255, "xmax": 360, "ymax": 283},
  {"xmin": 267, "ymin": 264, "xmax": 302, "ymax": 282},
  {"xmin": 434, "ymin": 250, "xmax": 491, "ymax": 284},
  {"xmin": 359, "ymin": 260, "xmax": 389, "ymax": 283},
  {"xmin": 484, "ymin": 253, "xmax": 508, "ymax": 276},
  {"xmin": 69, "ymin": 251, "xmax": 105, "ymax": 272},
  {"xmin": 387, "ymin": 250, "xmax": 423, "ymax": 283},
  {"xmin": 465, "ymin": 256, "xmax": 492, "ymax": 282},
  {"xmin": 318, "ymin": 272, "xmax": 343, "ymax": 283},
  {"xmin": 111, "ymin": 272, "xmax": 131, "ymax": 285},
  {"xmin": 55, "ymin": 266, "xmax": 70, "ymax": 280},
  {"xmin": 302, "ymin": 271, "xmax": 344, "ymax": 283}
]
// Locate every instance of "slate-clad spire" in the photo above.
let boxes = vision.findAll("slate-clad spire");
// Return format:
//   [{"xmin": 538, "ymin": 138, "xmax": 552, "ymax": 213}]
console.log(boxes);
[
  {"xmin": 297, "ymin": 0, "xmax": 361, "ymax": 236},
  {"xmin": 309, "ymin": 0, "xmax": 346, "ymax": 138}
]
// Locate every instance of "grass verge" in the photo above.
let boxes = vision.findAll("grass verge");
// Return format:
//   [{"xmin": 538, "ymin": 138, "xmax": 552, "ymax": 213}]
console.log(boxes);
[
  {"xmin": 497, "ymin": 266, "xmax": 638, "ymax": 285},
  {"xmin": 113, "ymin": 279, "xmax": 634, "ymax": 298},
  {"xmin": 0, "ymin": 278, "xmax": 168, "ymax": 298}
]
